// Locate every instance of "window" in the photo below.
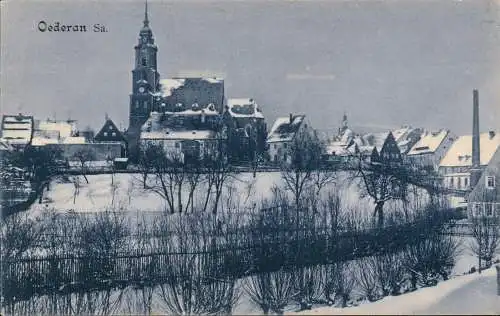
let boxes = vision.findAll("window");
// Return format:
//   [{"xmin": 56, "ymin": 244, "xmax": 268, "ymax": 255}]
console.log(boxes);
[
  {"xmin": 457, "ymin": 177, "xmax": 461, "ymax": 189},
  {"xmin": 283, "ymin": 153, "xmax": 287, "ymax": 161},
  {"xmin": 135, "ymin": 100, "xmax": 139, "ymax": 109},
  {"xmin": 496, "ymin": 203, "xmax": 500, "ymax": 217},
  {"xmin": 175, "ymin": 142, "xmax": 179, "ymax": 148},
  {"xmin": 464, "ymin": 177, "xmax": 468, "ymax": 188},
  {"xmin": 109, "ymin": 125, "xmax": 113, "ymax": 130},
  {"xmin": 142, "ymin": 57, "xmax": 147, "ymax": 66},
  {"xmin": 112, "ymin": 132, "xmax": 116, "ymax": 137},
  {"xmin": 486, "ymin": 176, "xmax": 495, "ymax": 189},
  {"xmin": 284, "ymin": 143, "xmax": 287, "ymax": 149},
  {"xmin": 473, "ymin": 203, "xmax": 482, "ymax": 217},
  {"xmin": 450, "ymin": 177, "xmax": 454, "ymax": 188},
  {"xmin": 274, "ymin": 144, "xmax": 277, "ymax": 149},
  {"xmin": 485, "ymin": 203, "xmax": 493, "ymax": 217},
  {"xmin": 103, "ymin": 132, "xmax": 108, "ymax": 137},
  {"xmin": 143, "ymin": 101, "xmax": 148, "ymax": 109}
]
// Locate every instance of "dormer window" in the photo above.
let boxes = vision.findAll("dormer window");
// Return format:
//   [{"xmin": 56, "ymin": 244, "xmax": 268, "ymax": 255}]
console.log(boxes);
[{"xmin": 486, "ymin": 176, "xmax": 495, "ymax": 189}]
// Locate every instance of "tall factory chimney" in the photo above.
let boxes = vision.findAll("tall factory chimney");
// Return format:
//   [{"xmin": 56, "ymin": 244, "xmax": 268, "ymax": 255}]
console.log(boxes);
[{"xmin": 470, "ymin": 89, "xmax": 481, "ymax": 188}]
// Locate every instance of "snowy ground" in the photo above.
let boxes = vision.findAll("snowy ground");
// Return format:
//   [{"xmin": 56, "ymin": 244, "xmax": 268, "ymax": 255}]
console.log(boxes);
[
  {"xmin": 289, "ymin": 266, "xmax": 500, "ymax": 315},
  {"xmin": 28, "ymin": 172, "xmax": 371, "ymax": 217}
]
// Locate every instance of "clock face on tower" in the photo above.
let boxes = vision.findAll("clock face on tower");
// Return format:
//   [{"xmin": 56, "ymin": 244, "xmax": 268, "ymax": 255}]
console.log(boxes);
[{"xmin": 139, "ymin": 87, "xmax": 145, "ymax": 93}]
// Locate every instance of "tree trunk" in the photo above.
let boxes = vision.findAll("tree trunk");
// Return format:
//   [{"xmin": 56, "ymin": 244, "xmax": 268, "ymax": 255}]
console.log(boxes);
[{"xmin": 374, "ymin": 201, "xmax": 385, "ymax": 227}]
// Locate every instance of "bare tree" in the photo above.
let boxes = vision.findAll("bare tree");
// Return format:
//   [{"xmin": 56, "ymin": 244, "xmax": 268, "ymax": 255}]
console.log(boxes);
[
  {"xmin": 355, "ymin": 257, "xmax": 379, "ymax": 302},
  {"xmin": 280, "ymin": 130, "xmax": 324, "ymax": 209},
  {"xmin": 137, "ymin": 143, "xmax": 163, "ymax": 189},
  {"xmin": 9, "ymin": 145, "xmax": 65, "ymax": 204},
  {"xmin": 470, "ymin": 215, "xmax": 500, "ymax": 272},
  {"xmin": 72, "ymin": 148, "xmax": 96, "ymax": 184},
  {"xmin": 71, "ymin": 176, "xmax": 81, "ymax": 204},
  {"xmin": 244, "ymin": 269, "xmax": 295, "ymax": 315},
  {"xmin": 324, "ymin": 262, "xmax": 355, "ymax": 308},
  {"xmin": 355, "ymin": 151, "xmax": 406, "ymax": 227},
  {"xmin": 200, "ymin": 133, "xmax": 233, "ymax": 215}
]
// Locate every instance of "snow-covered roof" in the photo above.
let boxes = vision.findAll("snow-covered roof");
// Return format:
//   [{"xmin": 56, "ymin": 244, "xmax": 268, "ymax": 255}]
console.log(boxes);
[
  {"xmin": 267, "ymin": 115, "xmax": 306, "ymax": 143},
  {"xmin": 439, "ymin": 131, "xmax": 500, "ymax": 167},
  {"xmin": 163, "ymin": 107, "xmax": 219, "ymax": 116},
  {"xmin": 391, "ymin": 127, "xmax": 412, "ymax": 142},
  {"xmin": 362, "ymin": 132, "xmax": 388, "ymax": 152},
  {"xmin": 408, "ymin": 130, "xmax": 450, "ymax": 156},
  {"xmin": 326, "ymin": 141, "xmax": 356, "ymax": 156},
  {"xmin": 227, "ymin": 98, "xmax": 265, "ymax": 119},
  {"xmin": 141, "ymin": 130, "xmax": 217, "ymax": 140},
  {"xmin": 362, "ymin": 127, "xmax": 422, "ymax": 153},
  {"xmin": 31, "ymin": 137, "xmax": 60, "ymax": 146},
  {"xmin": 158, "ymin": 77, "xmax": 224, "ymax": 98},
  {"xmin": 3, "ymin": 115, "xmax": 33, "ymax": 124},
  {"xmin": 158, "ymin": 78, "xmax": 186, "ymax": 97},
  {"xmin": 201, "ymin": 77, "xmax": 224, "ymax": 84},
  {"xmin": 2, "ymin": 114, "xmax": 34, "ymax": 144},
  {"xmin": 62, "ymin": 137, "xmax": 86, "ymax": 144},
  {"xmin": 35, "ymin": 120, "xmax": 76, "ymax": 139}
]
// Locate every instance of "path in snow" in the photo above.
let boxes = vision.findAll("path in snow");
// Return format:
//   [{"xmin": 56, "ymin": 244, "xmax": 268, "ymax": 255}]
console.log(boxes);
[
  {"xmin": 416, "ymin": 269, "xmax": 499, "ymax": 315},
  {"xmin": 288, "ymin": 267, "xmax": 499, "ymax": 315}
]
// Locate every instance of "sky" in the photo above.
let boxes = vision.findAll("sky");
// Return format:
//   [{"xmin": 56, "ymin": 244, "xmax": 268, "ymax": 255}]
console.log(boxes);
[{"xmin": 1, "ymin": 0, "xmax": 500, "ymax": 136}]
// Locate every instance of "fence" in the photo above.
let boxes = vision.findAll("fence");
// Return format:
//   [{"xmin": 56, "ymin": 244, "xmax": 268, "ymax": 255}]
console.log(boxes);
[{"xmin": 2, "ymin": 212, "xmax": 448, "ymax": 305}]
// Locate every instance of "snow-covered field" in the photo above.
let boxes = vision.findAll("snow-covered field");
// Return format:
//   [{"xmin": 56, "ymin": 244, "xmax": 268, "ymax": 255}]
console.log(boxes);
[
  {"xmin": 28, "ymin": 172, "xmax": 371, "ymax": 217},
  {"xmin": 288, "ymin": 266, "xmax": 500, "ymax": 315}
]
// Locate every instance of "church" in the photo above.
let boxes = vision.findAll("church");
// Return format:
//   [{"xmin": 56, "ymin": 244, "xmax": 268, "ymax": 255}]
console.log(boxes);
[{"xmin": 126, "ymin": 2, "xmax": 266, "ymax": 163}]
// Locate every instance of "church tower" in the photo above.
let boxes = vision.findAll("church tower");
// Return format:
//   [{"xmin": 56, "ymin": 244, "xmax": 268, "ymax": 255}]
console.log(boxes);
[
  {"xmin": 128, "ymin": 1, "xmax": 160, "ymax": 159},
  {"xmin": 129, "ymin": 0, "xmax": 160, "ymax": 129}
]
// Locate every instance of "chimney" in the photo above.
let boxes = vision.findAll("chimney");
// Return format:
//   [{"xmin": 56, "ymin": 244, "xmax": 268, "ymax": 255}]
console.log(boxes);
[
  {"xmin": 289, "ymin": 113, "xmax": 293, "ymax": 124},
  {"xmin": 471, "ymin": 89, "xmax": 481, "ymax": 188}
]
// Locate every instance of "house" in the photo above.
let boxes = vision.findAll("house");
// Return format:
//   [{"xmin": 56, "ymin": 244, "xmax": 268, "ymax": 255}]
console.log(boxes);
[
  {"xmin": 266, "ymin": 114, "xmax": 312, "ymax": 164},
  {"xmin": 325, "ymin": 114, "xmax": 365, "ymax": 163},
  {"xmin": 361, "ymin": 126, "xmax": 423, "ymax": 156},
  {"xmin": 371, "ymin": 132, "xmax": 403, "ymax": 165},
  {"xmin": 31, "ymin": 119, "xmax": 79, "ymax": 146},
  {"xmin": 94, "ymin": 117, "xmax": 128, "ymax": 157},
  {"xmin": 0, "ymin": 113, "xmax": 34, "ymax": 148},
  {"xmin": 223, "ymin": 98, "xmax": 267, "ymax": 162},
  {"xmin": 139, "ymin": 109, "xmax": 222, "ymax": 162},
  {"xmin": 467, "ymin": 146, "xmax": 500, "ymax": 218},
  {"xmin": 439, "ymin": 131, "xmax": 500, "ymax": 190},
  {"xmin": 406, "ymin": 129, "xmax": 456, "ymax": 170}
]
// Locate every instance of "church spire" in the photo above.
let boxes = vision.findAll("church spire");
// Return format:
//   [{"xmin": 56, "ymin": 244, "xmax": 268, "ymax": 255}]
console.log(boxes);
[{"xmin": 143, "ymin": 0, "xmax": 149, "ymax": 27}]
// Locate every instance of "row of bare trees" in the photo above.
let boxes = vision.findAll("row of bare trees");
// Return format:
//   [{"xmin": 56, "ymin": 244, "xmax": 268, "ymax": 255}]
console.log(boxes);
[
  {"xmin": 243, "ymin": 232, "xmax": 461, "ymax": 315},
  {"xmin": 136, "ymin": 140, "xmax": 232, "ymax": 215}
]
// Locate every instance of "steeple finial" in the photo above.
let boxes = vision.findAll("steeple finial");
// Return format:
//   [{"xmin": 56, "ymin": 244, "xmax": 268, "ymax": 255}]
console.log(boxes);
[{"xmin": 144, "ymin": 0, "xmax": 149, "ymax": 27}]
